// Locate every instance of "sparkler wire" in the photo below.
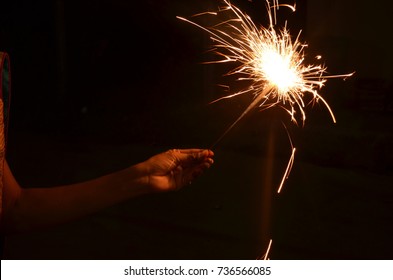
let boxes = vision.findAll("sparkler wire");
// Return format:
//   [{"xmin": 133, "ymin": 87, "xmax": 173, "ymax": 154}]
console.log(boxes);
[{"xmin": 210, "ymin": 85, "xmax": 273, "ymax": 148}]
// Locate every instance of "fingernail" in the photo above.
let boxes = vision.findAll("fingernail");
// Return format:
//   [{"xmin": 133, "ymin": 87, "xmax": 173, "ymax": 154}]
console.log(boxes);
[{"xmin": 199, "ymin": 150, "xmax": 209, "ymax": 159}]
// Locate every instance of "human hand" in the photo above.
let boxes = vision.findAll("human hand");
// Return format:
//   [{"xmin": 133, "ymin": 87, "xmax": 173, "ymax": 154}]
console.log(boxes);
[{"xmin": 143, "ymin": 149, "xmax": 214, "ymax": 192}]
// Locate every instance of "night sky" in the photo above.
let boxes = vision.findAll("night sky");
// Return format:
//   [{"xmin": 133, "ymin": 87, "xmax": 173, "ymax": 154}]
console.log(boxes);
[{"xmin": 1, "ymin": 0, "xmax": 392, "ymax": 259}]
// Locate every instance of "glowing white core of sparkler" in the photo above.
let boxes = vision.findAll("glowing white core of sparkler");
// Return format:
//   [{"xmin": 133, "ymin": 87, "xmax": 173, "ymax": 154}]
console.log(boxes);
[{"xmin": 257, "ymin": 48, "xmax": 300, "ymax": 94}]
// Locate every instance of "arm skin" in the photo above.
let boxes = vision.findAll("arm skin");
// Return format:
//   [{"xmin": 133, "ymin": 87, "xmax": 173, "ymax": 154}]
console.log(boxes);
[{"xmin": 1, "ymin": 149, "xmax": 214, "ymax": 234}]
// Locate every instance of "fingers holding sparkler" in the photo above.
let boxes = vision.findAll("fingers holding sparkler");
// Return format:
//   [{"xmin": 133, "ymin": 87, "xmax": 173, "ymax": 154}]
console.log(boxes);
[{"xmin": 144, "ymin": 149, "xmax": 214, "ymax": 192}]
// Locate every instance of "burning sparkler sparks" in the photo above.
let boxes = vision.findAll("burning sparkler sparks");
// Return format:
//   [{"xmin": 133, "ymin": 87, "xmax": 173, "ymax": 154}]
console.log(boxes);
[{"xmin": 177, "ymin": 0, "xmax": 353, "ymax": 146}]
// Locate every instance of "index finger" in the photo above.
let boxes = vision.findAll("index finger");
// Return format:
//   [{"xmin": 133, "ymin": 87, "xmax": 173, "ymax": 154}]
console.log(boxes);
[{"xmin": 179, "ymin": 149, "xmax": 214, "ymax": 159}]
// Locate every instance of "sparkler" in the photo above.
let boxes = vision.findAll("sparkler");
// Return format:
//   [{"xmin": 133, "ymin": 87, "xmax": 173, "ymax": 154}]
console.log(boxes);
[
  {"xmin": 178, "ymin": 0, "xmax": 353, "ymax": 259},
  {"xmin": 177, "ymin": 0, "xmax": 353, "ymax": 192}
]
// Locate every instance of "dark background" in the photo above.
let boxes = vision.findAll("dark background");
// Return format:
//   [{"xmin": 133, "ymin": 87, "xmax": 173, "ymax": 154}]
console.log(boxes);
[{"xmin": 0, "ymin": 0, "xmax": 392, "ymax": 259}]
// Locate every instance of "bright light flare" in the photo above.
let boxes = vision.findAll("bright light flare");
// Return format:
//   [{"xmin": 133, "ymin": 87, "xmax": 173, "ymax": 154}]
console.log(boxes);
[
  {"xmin": 178, "ymin": 0, "xmax": 353, "ymax": 131},
  {"xmin": 178, "ymin": 0, "xmax": 353, "ymax": 190},
  {"xmin": 259, "ymin": 48, "xmax": 300, "ymax": 93}
]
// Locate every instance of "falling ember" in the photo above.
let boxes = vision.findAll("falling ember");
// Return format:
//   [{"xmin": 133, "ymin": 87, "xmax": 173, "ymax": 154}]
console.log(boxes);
[{"xmin": 259, "ymin": 239, "xmax": 273, "ymax": 260}]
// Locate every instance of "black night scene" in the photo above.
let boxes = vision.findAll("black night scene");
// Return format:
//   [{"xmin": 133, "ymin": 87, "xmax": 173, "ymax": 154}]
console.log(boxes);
[{"xmin": 0, "ymin": 0, "xmax": 392, "ymax": 260}]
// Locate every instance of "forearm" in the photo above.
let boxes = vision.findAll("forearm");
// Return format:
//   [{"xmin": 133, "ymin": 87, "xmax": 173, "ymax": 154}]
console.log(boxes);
[
  {"xmin": 2, "ymin": 149, "xmax": 214, "ymax": 234},
  {"xmin": 3, "ymin": 162, "xmax": 151, "ymax": 233}
]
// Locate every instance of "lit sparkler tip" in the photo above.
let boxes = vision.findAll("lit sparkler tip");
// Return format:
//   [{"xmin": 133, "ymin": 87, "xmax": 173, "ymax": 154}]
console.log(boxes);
[{"xmin": 179, "ymin": 0, "xmax": 352, "ymax": 129}]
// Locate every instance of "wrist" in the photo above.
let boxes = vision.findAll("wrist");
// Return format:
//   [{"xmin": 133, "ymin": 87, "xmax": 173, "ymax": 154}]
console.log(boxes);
[
  {"xmin": 108, "ymin": 162, "xmax": 150, "ymax": 199},
  {"xmin": 127, "ymin": 162, "xmax": 156, "ymax": 194}
]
